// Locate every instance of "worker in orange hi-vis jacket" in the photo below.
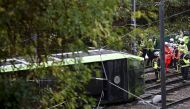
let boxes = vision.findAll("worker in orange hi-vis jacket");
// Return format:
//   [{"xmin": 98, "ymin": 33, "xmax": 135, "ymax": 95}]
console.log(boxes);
[{"xmin": 165, "ymin": 42, "xmax": 172, "ymax": 73}]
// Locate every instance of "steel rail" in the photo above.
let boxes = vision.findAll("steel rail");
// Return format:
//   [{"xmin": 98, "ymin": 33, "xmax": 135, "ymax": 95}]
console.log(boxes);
[
  {"xmin": 141, "ymin": 82, "xmax": 190, "ymax": 100},
  {"xmin": 145, "ymin": 77, "xmax": 182, "ymax": 91},
  {"xmin": 145, "ymin": 72, "xmax": 180, "ymax": 84},
  {"xmin": 167, "ymin": 95, "xmax": 190, "ymax": 108}
]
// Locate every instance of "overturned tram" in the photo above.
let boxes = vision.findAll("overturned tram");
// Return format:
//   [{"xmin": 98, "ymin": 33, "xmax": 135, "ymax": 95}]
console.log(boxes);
[{"xmin": 0, "ymin": 49, "xmax": 144, "ymax": 104}]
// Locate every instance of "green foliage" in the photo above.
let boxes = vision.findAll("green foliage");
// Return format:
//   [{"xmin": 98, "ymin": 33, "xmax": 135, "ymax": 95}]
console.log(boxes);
[
  {"xmin": 45, "ymin": 0, "xmax": 122, "ymax": 50},
  {"xmin": 0, "ymin": 0, "xmax": 189, "ymax": 108},
  {"xmin": 0, "ymin": 0, "xmax": 121, "ymax": 108}
]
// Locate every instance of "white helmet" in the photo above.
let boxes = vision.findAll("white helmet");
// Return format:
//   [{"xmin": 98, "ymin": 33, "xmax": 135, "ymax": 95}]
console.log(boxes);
[
  {"xmin": 154, "ymin": 51, "xmax": 160, "ymax": 57},
  {"xmin": 148, "ymin": 39, "xmax": 152, "ymax": 42},
  {"xmin": 173, "ymin": 44, "xmax": 177, "ymax": 48},
  {"xmin": 165, "ymin": 42, "xmax": 169, "ymax": 45},
  {"xmin": 178, "ymin": 38, "xmax": 184, "ymax": 42},
  {"xmin": 169, "ymin": 38, "xmax": 174, "ymax": 42}
]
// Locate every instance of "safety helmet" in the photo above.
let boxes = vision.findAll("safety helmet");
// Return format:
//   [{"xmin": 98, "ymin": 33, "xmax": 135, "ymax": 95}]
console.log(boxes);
[
  {"xmin": 154, "ymin": 51, "xmax": 160, "ymax": 57},
  {"xmin": 148, "ymin": 39, "xmax": 152, "ymax": 42},
  {"xmin": 178, "ymin": 38, "xmax": 183, "ymax": 41},
  {"xmin": 169, "ymin": 38, "xmax": 174, "ymax": 42},
  {"xmin": 165, "ymin": 42, "xmax": 169, "ymax": 45}
]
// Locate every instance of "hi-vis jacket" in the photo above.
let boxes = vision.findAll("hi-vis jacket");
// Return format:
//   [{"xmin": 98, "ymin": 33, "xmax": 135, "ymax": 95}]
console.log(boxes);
[
  {"xmin": 165, "ymin": 45, "xmax": 172, "ymax": 65},
  {"xmin": 179, "ymin": 58, "xmax": 190, "ymax": 68},
  {"xmin": 152, "ymin": 58, "xmax": 160, "ymax": 69},
  {"xmin": 178, "ymin": 44, "xmax": 188, "ymax": 54}
]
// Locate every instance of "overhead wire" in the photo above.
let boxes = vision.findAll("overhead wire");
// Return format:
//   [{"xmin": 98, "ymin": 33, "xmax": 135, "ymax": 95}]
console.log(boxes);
[
  {"xmin": 108, "ymin": 81, "xmax": 161, "ymax": 109},
  {"xmin": 138, "ymin": 9, "xmax": 190, "ymax": 27},
  {"xmin": 115, "ymin": 0, "xmax": 190, "ymax": 28},
  {"xmin": 96, "ymin": 90, "xmax": 104, "ymax": 109},
  {"xmin": 116, "ymin": 8, "xmax": 190, "ymax": 39}
]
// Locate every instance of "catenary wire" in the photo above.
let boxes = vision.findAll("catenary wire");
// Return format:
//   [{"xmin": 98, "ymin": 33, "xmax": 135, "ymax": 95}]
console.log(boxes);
[{"xmin": 139, "ymin": 9, "xmax": 190, "ymax": 27}]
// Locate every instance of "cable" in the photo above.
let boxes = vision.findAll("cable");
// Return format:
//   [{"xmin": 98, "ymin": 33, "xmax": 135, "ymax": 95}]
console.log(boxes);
[
  {"xmin": 115, "ymin": 3, "xmax": 190, "ymax": 28},
  {"xmin": 139, "ymin": 9, "xmax": 190, "ymax": 27},
  {"xmin": 96, "ymin": 49, "xmax": 160, "ymax": 108},
  {"xmin": 96, "ymin": 90, "xmax": 104, "ymax": 109},
  {"xmin": 98, "ymin": 48, "xmax": 108, "ymax": 80},
  {"xmin": 108, "ymin": 81, "xmax": 161, "ymax": 109}
]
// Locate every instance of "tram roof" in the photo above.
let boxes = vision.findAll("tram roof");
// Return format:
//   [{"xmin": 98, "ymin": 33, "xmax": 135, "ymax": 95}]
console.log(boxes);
[{"xmin": 0, "ymin": 49, "xmax": 144, "ymax": 73}]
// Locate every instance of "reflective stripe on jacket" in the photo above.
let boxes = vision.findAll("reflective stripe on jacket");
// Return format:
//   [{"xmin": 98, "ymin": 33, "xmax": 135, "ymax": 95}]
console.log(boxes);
[
  {"xmin": 153, "ymin": 61, "xmax": 158, "ymax": 69},
  {"xmin": 181, "ymin": 59, "xmax": 190, "ymax": 67}
]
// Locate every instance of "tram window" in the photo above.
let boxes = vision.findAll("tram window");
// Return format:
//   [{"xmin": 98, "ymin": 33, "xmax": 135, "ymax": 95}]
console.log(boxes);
[
  {"xmin": 0, "ymin": 60, "xmax": 23, "ymax": 66},
  {"xmin": 53, "ymin": 54, "xmax": 68, "ymax": 59}
]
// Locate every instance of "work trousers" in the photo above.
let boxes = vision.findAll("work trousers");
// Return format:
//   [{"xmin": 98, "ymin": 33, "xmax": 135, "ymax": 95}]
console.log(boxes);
[
  {"xmin": 181, "ymin": 67, "xmax": 189, "ymax": 80},
  {"xmin": 154, "ymin": 69, "xmax": 160, "ymax": 80},
  {"xmin": 173, "ymin": 58, "xmax": 178, "ymax": 70}
]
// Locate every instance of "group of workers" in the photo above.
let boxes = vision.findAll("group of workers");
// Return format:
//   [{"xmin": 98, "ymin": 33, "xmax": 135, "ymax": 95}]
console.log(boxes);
[{"xmin": 141, "ymin": 31, "xmax": 190, "ymax": 82}]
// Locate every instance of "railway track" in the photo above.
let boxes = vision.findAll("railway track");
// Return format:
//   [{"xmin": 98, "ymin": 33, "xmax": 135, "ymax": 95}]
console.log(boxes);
[
  {"xmin": 141, "ymin": 68, "xmax": 187, "ymax": 98},
  {"xmin": 141, "ymin": 80, "xmax": 190, "ymax": 99},
  {"xmin": 145, "ymin": 72, "xmax": 180, "ymax": 84},
  {"xmin": 166, "ymin": 84, "xmax": 190, "ymax": 108},
  {"xmin": 141, "ymin": 68, "xmax": 190, "ymax": 109},
  {"xmin": 145, "ymin": 74, "xmax": 182, "ymax": 91},
  {"xmin": 105, "ymin": 68, "xmax": 190, "ymax": 109}
]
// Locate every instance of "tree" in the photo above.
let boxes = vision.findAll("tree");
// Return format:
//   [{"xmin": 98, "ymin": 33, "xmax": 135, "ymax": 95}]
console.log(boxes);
[
  {"xmin": 0, "ymin": 0, "xmax": 123, "ymax": 108},
  {"xmin": 0, "ymin": 0, "xmax": 189, "ymax": 108}
]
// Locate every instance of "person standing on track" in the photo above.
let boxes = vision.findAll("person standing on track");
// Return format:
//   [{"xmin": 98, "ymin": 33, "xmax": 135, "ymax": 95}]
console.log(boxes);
[
  {"xmin": 179, "ymin": 54, "xmax": 190, "ymax": 82},
  {"xmin": 152, "ymin": 51, "xmax": 160, "ymax": 82},
  {"xmin": 146, "ymin": 39, "xmax": 154, "ymax": 66},
  {"xmin": 178, "ymin": 38, "xmax": 188, "ymax": 59},
  {"xmin": 168, "ymin": 38, "xmax": 175, "ymax": 68},
  {"xmin": 165, "ymin": 42, "xmax": 172, "ymax": 73}
]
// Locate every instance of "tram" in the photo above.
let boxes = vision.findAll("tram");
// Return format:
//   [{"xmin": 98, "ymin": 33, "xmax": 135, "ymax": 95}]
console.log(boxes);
[{"xmin": 0, "ymin": 49, "xmax": 144, "ymax": 104}]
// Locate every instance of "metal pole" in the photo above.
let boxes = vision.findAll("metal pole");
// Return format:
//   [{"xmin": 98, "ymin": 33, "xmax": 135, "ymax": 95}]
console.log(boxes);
[
  {"xmin": 159, "ymin": 0, "xmax": 166, "ymax": 109},
  {"xmin": 131, "ymin": 0, "xmax": 137, "ymax": 54},
  {"xmin": 120, "ymin": 0, "xmax": 124, "ymax": 7},
  {"xmin": 131, "ymin": 0, "xmax": 136, "ymax": 28}
]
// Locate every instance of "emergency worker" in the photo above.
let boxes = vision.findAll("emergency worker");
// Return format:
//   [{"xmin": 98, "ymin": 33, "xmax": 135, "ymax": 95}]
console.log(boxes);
[
  {"xmin": 179, "ymin": 54, "xmax": 190, "ymax": 82},
  {"xmin": 183, "ymin": 36, "xmax": 189, "ymax": 46},
  {"xmin": 183, "ymin": 31, "xmax": 190, "ymax": 51},
  {"xmin": 173, "ymin": 44, "xmax": 180, "ymax": 70},
  {"xmin": 178, "ymin": 38, "xmax": 188, "ymax": 59},
  {"xmin": 169, "ymin": 38, "xmax": 175, "ymax": 49},
  {"xmin": 169, "ymin": 38, "xmax": 175, "ymax": 68},
  {"xmin": 165, "ymin": 42, "xmax": 172, "ymax": 73},
  {"xmin": 139, "ymin": 41, "xmax": 147, "ymax": 58},
  {"xmin": 152, "ymin": 51, "xmax": 160, "ymax": 81},
  {"xmin": 146, "ymin": 39, "xmax": 154, "ymax": 66}
]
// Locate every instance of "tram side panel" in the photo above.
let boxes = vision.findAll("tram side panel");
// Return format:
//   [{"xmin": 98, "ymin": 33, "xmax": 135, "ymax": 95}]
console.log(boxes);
[{"xmin": 103, "ymin": 59, "xmax": 128, "ymax": 104}]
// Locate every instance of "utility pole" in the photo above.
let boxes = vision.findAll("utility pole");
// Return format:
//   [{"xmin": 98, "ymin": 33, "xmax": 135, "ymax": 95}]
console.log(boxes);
[
  {"xmin": 120, "ymin": 0, "xmax": 124, "ymax": 7},
  {"xmin": 159, "ymin": 0, "xmax": 166, "ymax": 108},
  {"xmin": 131, "ymin": 0, "xmax": 136, "ymax": 28},
  {"xmin": 131, "ymin": 0, "xmax": 137, "ymax": 54}
]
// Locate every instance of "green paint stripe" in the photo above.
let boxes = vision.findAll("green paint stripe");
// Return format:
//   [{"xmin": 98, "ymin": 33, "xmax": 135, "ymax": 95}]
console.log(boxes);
[{"xmin": 0, "ymin": 53, "xmax": 144, "ymax": 73}]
